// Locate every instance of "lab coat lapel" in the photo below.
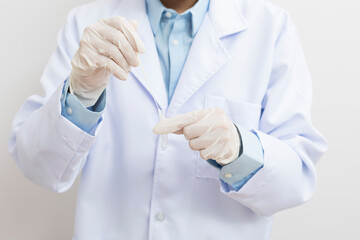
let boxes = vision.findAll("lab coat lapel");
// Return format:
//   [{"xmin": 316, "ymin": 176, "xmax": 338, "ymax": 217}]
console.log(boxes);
[
  {"xmin": 118, "ymin": 0, "xmax": 168, "ymax": 110},
  {"xmin": 167, "ymin": 0, "xmax": 249, "ymax": 113},
  {"xmin": 131, "ymin": 20, "xmax": 168, "ymax": 110}
]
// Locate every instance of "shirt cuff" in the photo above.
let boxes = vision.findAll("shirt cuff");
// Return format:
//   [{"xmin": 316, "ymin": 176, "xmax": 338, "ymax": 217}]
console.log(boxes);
[
  {"xmin": 206, "ymin": 125, "xmax": 264, "ymax": 191},
  {"xmin": 60, "ymin": 79, "xmax": 106, "ymax": 134}
]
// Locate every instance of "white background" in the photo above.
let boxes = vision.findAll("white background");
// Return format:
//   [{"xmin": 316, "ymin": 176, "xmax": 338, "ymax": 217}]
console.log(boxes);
[{"xmin": 1, "ymin": 0, "xmax": 359, "ymax": 239}]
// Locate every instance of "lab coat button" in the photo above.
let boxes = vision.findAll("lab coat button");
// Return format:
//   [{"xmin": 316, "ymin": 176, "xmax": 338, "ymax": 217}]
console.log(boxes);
[
  {"xmin": 66, "ymin": 107, "xmax": 73, "ymax": 115},
  {"xmin": 173, "ymin": 39, "xmax": 179, "ymax": 46},
  {"xmin": 165, "ymin": 12, "xmax": 172, "ymax": 18},
  {"xmin": 155, "ymin": 212, "xmax": 165, "ymax": 222},
  {"xmin": 224, "ymin": 173, "xmax": 233, "ymax": 179}
]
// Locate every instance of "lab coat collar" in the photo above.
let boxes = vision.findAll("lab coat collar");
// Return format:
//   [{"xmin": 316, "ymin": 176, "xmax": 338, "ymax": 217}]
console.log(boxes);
[
  {"xmin": 115, "ymin": 0, "xmax": 248, "ymax": 38},
  {"xmin": 146, "ymin": 0, "xmax": 210, "ymax": 38},
  {"xmin": 208, "ymin": 0, "xmax": 249, "ymax": 38},
  {"xmin": 115, "ymin": 0, "xmax": 249, "ymax": 112}
]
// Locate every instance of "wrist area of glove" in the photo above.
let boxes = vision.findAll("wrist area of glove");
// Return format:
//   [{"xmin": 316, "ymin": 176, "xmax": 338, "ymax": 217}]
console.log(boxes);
[
  {"xmin": 69, "ymin": 75, "xmax": 107, "ymax": 108},
  {"xmin": 217, "ymin": 125, "xmax": 264, "ymax": 187},
  {"xmin": 215, "ymin": 121, "xmax": 241, "ymax": 166}
]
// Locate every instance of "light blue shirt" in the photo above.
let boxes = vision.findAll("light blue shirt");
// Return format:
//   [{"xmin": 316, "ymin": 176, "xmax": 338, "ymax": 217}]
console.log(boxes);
[
  {"xmin": 147, "ymin": 0, "xmax": 209, "ymax": 101},
  {"xmin": 60, "ymin": 79, "xmax": 105, "ymax": 134},
  {"xmin": 60, "ymin": 0, "xmax": 264, "ymax": 191}
]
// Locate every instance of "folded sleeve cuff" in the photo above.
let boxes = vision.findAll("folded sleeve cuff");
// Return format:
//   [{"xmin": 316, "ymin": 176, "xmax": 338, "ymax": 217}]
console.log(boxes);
[
  {"xmin": 216, "ymin": 125, "xmax": 264, "ymax": 190},
  {"xmin": 60, "ymin": 79, "xmax": 106, "ymax": 134}
]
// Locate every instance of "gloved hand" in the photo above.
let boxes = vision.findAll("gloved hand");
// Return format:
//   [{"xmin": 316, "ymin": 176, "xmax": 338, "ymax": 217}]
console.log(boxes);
[
  {"xmin": 69, "ymin": 17, "xmax": 146, "ymax": 107},
  {"xmin": 153, "ymin": 108, "xmax": 241, "ymax": 165}
]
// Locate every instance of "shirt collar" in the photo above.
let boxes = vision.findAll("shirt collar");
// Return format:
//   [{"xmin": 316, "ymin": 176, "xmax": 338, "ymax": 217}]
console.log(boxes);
[{"xmin": 146, "ymin": 0, "xmax": 210, "ymax": 37}]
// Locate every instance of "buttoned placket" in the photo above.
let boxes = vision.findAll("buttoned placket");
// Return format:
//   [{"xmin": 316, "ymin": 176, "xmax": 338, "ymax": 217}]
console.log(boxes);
[{"xmin": 147, "ymin": 9, "xmax": 194, "ymax": 240}]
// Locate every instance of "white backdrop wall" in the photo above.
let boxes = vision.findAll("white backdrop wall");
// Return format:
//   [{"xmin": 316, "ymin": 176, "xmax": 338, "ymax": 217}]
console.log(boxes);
[{"xmin": 1, "ymin": 0, "xmax": 359, "ymax": 239}]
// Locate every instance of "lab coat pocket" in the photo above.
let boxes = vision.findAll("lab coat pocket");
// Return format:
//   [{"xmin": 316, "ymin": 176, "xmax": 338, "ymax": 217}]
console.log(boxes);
[
  {"xmin": 195, "ymin": 95, "xmax": 262, "ymax": 180},
  {"xmin": 203, "ymin": 95, "xmax": 262, "ymax": 130}
]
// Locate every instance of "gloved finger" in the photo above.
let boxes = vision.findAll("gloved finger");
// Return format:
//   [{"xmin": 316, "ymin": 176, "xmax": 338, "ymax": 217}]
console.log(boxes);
[
  {"xmin": 200, "ymin": 149, "xmax": 232, "ymax": 162},
  {"xmin": 182, "ymin": 108, "xmax": 228, "ymax": 140},
  {"xmin": 183, "ymin": 124, "xmax": 207, "ymax": 140},
  {"xmin": 77, "ymin": 42, "xmax": 127, "ymax": 81},
  {"xmin": 103, "ymin": 17, "xmax": 146, "ymax": 54},
  {"xmin": 200, "ymin": 131, "xmax": 235, "ymax": 162},
  {"xmin": 218, "ymin": 150, "xmax": 237, "ymax": 164},
  {"xmin": 96, "ymin": 20, "xmax": 139, "ymax": 67},
  {"xmin": 188, "ymin": 128, "xmax": 223, "ymax": 151},
  {"xmin": 200, "ymin": 143, "xmax": 230, "ymax": 161},
  {"xmin": 119, "ymin": 18, "xmax": 146, "ymax": 53},
  {"xmin": 94, "ymin": 51, "xmax": 128, "ymax": 80},
  {"xmin": 153, "ymin": 109, "xmax": 209, "ymax": 135},
  {"xmin": 199, "ymin": 148, "xmax": 215, "ymax": 161},
  {"xmin": 82, "ymin": 27, "xmax": 131, "ymax": 72},
  {"xmin": 129, "ymin": 20, "xmax": 138, "ymax": 31},
  {"xmin": 182, "ymin": 113, "xmax": 212, "ymax": 140},
  {"xmin": 173, "ymin": 129, "xmax": 184, "ymax": 135}
]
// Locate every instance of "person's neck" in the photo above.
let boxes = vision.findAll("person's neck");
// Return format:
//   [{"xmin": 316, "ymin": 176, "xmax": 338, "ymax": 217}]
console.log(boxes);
[{"xmin": 160, "ymin": 0, "xmax": 198, "ymax": 14}]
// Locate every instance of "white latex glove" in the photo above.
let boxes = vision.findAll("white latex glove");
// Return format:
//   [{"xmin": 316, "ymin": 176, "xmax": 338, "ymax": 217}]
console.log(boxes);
[
  {"xmin": 70, "ymin": 17, "xmax": 146, "ymax": 107},
  {"xmin": 153, "ymin": 108, "xmax": 241, "ymax": 165}
]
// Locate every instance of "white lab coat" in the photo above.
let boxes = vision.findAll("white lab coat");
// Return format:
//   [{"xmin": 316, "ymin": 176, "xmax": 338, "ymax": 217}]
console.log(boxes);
[{"xmin": 9, "ymin": 0, "xmax": 327, "ymax": 239}]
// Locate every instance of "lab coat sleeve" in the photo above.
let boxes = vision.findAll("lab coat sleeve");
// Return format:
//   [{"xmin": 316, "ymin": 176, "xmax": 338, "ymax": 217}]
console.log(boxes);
[
  {"xmin": 8, "ymin": 7, "xmax": 98, "ymax": 193},
  {"xmin": 219, "ymin": 15, "xmax": 327, "ymax": 216}
]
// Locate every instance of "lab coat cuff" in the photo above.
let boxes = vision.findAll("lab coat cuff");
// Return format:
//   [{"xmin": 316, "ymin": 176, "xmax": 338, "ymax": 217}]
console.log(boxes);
[
  {"xmin": 219, "ymin": 125, "xmax": 264, "ymax": 190},
  {"xmin": 51, "ymin": 82, "xmax": 98, "ymax": 150},
  {"xmin": 61, "ymin": 79, "xmax": 105, "ymax": 134}
]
